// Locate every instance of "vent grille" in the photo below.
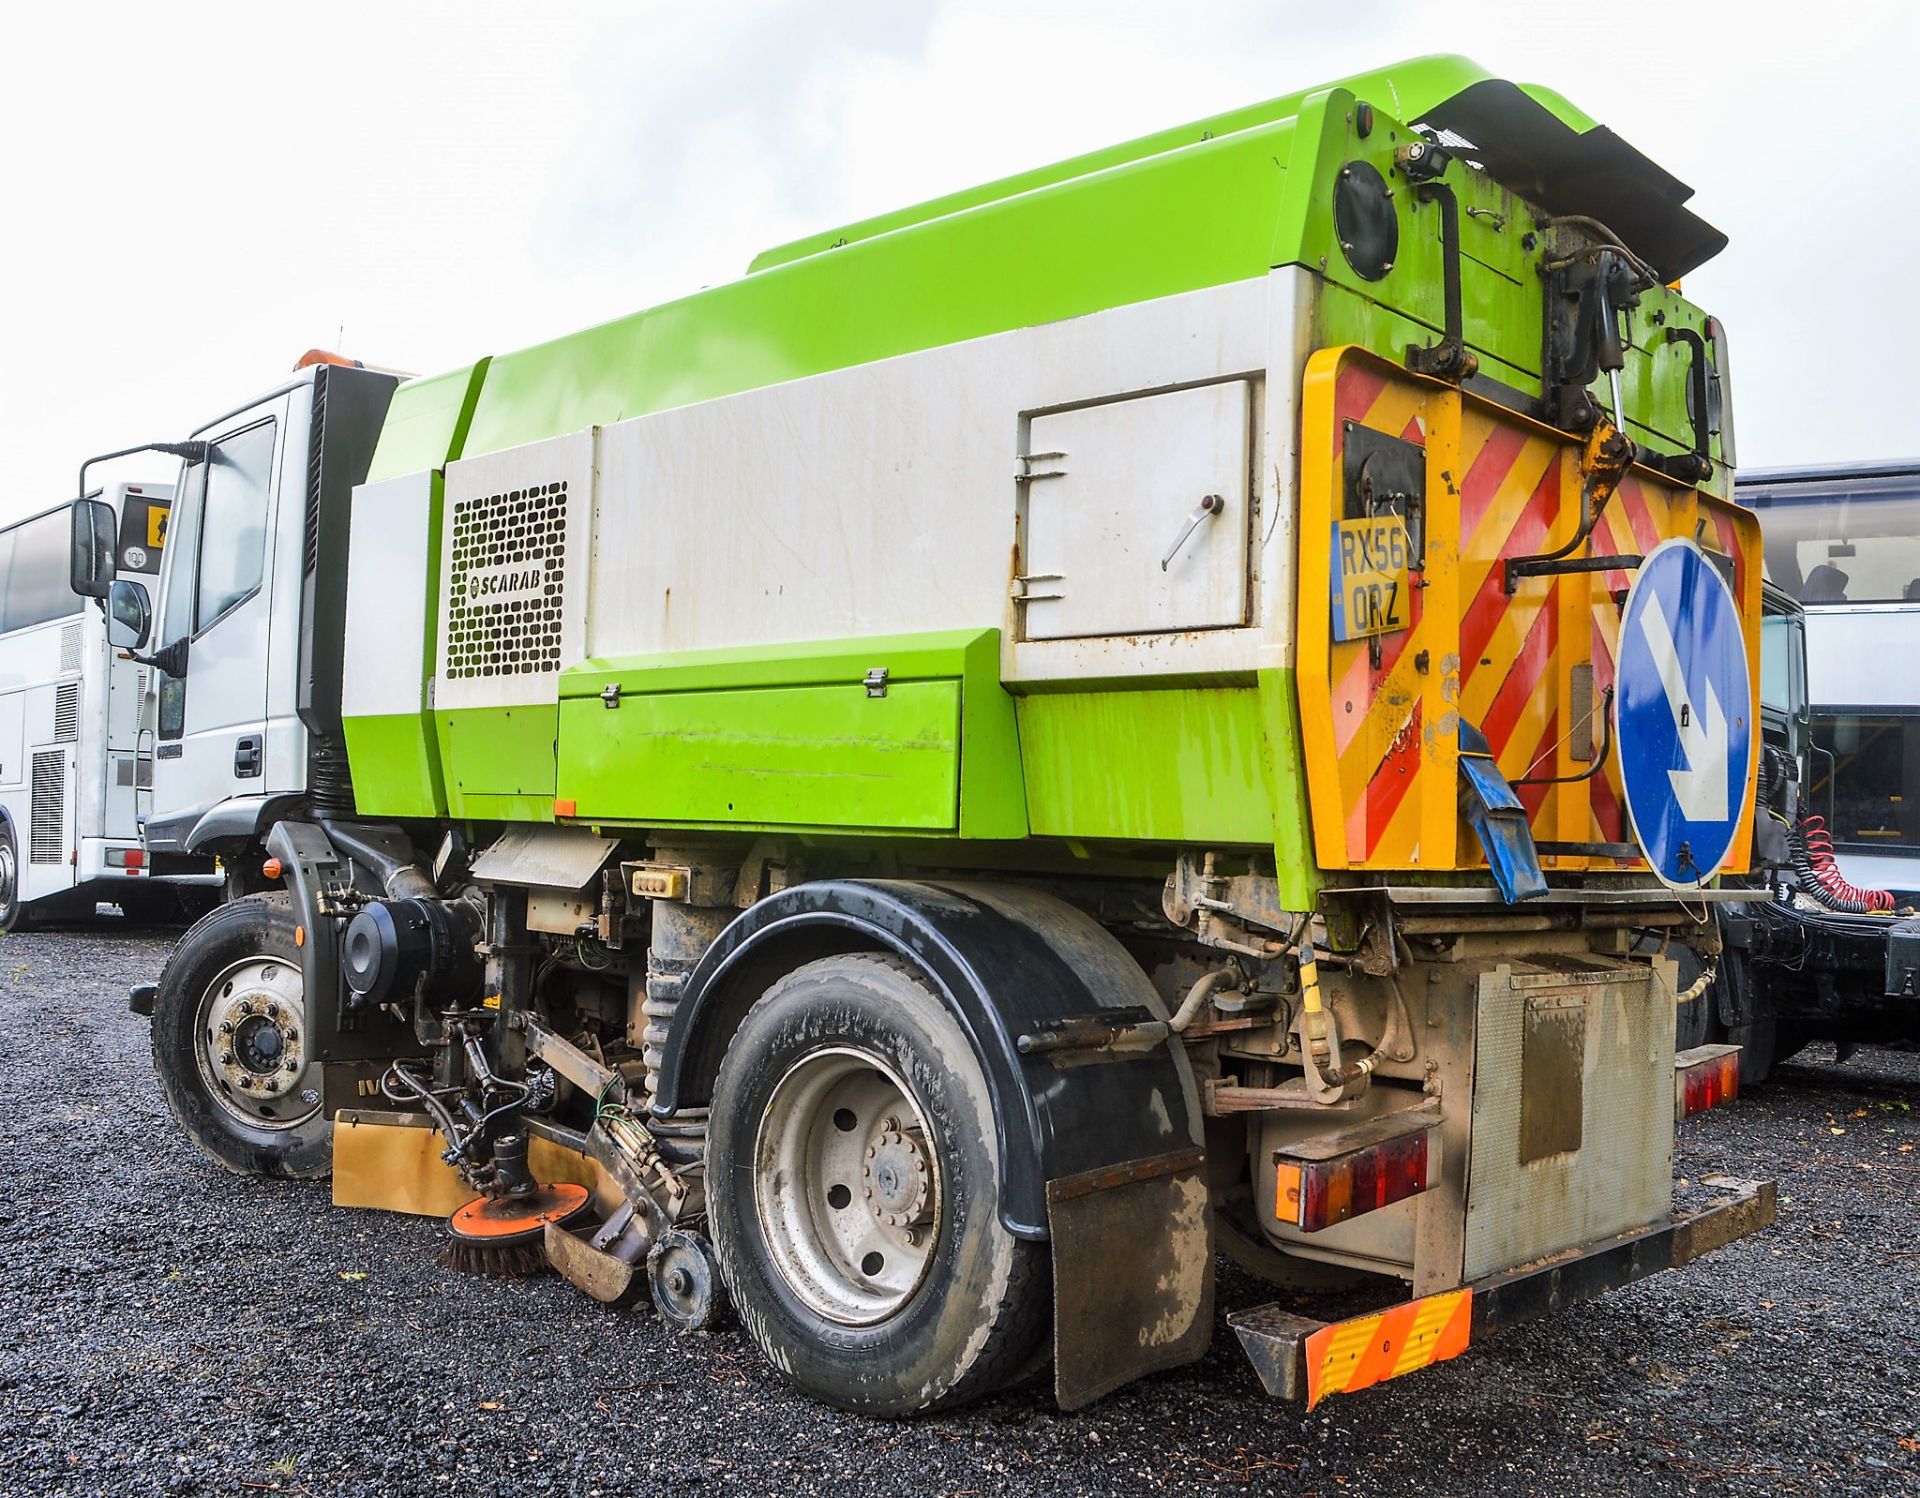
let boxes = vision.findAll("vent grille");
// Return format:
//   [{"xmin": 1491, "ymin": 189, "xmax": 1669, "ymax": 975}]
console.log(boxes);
[
  {"xmin": 59, "ymin": 623, "xmax": 82, "ymax": 673},
  {"xmin": 445, "ymin": 480, "xmax": 568, "ymax": 681},
  {"xmin": 303, "ymin": 368, "xmax": 327, "ymax": 576},
  {"xmin": 30, "ymin": 750, "xmax": 64, "ymax": 863},
  {"xmin": 54, "ymin": 683, "xmax": 78, "ymax": 743}
]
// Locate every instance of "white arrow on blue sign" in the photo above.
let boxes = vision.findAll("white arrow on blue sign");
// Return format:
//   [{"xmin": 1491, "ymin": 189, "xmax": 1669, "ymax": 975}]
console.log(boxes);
[{"xmin": 1615, "ymin": 537, "xmax": 1754, "ymax": 889}]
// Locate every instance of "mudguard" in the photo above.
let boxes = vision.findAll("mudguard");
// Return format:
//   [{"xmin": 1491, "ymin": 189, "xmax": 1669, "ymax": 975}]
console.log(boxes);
[{"xmin": 652, "ymin": 878, "xmax": 1213, "ymax": 1407}]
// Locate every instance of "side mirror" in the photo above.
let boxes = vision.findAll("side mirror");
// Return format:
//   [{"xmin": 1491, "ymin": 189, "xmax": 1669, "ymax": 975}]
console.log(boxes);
[
  {"xmin": 107, "ymin": 579, "xmax": 152, "ymax": 650},
  {"xmin": 69, "ymin": 497, "xmax": 116, "ymax": 600}
]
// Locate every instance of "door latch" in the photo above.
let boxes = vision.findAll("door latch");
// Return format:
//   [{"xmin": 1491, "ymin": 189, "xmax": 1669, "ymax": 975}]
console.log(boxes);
[
  {"xmin": 234, "ymin": 734, "xmax": 263, "ymax": 779},
  {"xmin": 1161, "ymin": 493, "xmax": 1225, "ymax": 571}
]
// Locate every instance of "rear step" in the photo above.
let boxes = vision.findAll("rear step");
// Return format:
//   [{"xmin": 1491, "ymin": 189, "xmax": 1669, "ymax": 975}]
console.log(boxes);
[{"xmin": 1231, "ymin": 1175, "xmax": 1775, "ymax": 1406}]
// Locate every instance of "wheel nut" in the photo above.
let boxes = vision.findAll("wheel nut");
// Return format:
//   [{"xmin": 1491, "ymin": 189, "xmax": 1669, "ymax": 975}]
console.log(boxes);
[
  {"xmin": 220, "ymin": 1051, "xmax": 236, "ymax": 1066},
  {"xmin": 284, "ymin": 1060, "xmax": 299, "ymax": 1073},
  {"xmin": 218, "ymin": 1021, "xmax": 235, "ymax": 1036}
]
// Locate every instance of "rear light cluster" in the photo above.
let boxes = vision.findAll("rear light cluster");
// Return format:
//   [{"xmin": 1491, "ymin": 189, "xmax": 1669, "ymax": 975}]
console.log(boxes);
[
  {"xmin": 1675, "ymin": 1044, "xmax": 1740, "ymax": 1121},
  {"xmin": 105, "ymin": 848, "xmax": 145, "ymax": 871},
  {"xmin": 1275, "ymin": 1129, "xmax": 1431, "ymax": 1232}
]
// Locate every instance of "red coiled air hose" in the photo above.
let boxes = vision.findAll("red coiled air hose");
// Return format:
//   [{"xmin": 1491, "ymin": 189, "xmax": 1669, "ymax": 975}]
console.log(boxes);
[{"xmin": 1796, "ymin": 814, "xmax": 1896, "ymax": 913}]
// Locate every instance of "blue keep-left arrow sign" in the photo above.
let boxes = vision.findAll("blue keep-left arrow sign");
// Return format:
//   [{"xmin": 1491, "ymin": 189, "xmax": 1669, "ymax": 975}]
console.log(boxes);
[{"xmin": 1615, "ymin": 538, "xmax": 1754, "ymax": 889}]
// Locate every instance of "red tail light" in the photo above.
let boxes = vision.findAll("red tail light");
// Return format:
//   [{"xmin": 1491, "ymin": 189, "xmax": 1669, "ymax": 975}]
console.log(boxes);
[
  {"xmin": 1675, "ymin": 1044, "xmax": 1740, "ymax": 1121},
  {"xmin": 1276, "ymin": 1128, "xmax": 1431, "ymax": 1232}
]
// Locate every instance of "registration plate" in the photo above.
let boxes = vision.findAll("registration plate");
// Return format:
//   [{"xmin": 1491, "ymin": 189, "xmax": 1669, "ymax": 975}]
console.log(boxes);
[{"xmin": 1330, "ymin": 516, "xmax": 1411, "ymax": 642}]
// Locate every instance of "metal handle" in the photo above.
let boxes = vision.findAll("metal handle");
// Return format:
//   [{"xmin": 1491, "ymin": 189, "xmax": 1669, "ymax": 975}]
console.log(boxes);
[{"xmin": 1160, "ymin": 493, "xmax": 1225, "ymax": 572}]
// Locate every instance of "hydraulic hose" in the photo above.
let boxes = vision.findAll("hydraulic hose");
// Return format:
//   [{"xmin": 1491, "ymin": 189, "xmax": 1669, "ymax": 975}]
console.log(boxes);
[
  {"xmin": 1296, "ymin": 931, "xmax": 1381, "ymax": 1090},
  {"xmin": 1675, "ymin": 956, "xmax": 1718, "ymax": 1007},
  {"xmin": 1168, "ymin": 962, "xmax": 1242, "ymax": 1033}
]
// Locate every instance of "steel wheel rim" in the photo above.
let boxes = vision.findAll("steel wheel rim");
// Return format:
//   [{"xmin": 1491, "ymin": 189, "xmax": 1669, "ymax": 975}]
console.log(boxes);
[
  {"xmin": 192, "ymin": 954, "xmax": 319, "ymax": 1130},
  {"xmin": 0, "ymin": 838, "xmax": 15, "ymax": 915},
  {"xmin": 753, "ymin": 1046, "xmax": 941, "ymax": 1326}
]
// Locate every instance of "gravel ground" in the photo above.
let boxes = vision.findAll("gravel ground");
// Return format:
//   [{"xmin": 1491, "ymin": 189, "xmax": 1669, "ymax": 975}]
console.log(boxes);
[{"xmin": 2, "ymin": 918, "xmax": 1916, "ymax": 1498}]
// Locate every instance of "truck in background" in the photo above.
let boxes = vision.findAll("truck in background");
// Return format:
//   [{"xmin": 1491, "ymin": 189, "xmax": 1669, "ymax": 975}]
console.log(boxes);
[
  {"xmin": 83, "ymin": 58, "xmax": 1771, "ymax": 1416},
  {"xmin": 1689, "ymin": 463, "xmax": 1920, "ymax": 1078},
  {"xmin": 0, "ymin": 483, "xmax": 221, "ymax": 929}
]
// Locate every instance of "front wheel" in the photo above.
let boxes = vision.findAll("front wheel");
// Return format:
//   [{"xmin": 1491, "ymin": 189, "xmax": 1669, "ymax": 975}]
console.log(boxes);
[
  {"xmin": 707, "ymin": 953, "xmax": 1049, "ymax": 1416},
  {"xmin": 151, "ymin": 894, "xmax": 330, "ymax": 1178},
  {"xmin": 0, "ymin": 824, "xmax": 24, "ymax": 933}
]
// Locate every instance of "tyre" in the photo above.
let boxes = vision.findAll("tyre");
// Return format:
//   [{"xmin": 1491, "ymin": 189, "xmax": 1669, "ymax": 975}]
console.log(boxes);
[
  {"xmin": 0, "ymin": 823, "xmax": 25, "ymax": 933},
  {"xmin": 1672, "ymin": 944, "xmax": 1719, "ymax": 1052},
  {"xmin": 151, "ymin": 894, "xmax": 330, "ymax": 1178},
  {"xmin": 707, "ymin": 953, "xmax": 1049, "ymax": 1415}
]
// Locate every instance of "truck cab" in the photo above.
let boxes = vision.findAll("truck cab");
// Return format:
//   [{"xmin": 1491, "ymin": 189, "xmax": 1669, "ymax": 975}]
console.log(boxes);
[{"xmin": 108, "ymin": 361, "xmax": 397, "ymax": 885}]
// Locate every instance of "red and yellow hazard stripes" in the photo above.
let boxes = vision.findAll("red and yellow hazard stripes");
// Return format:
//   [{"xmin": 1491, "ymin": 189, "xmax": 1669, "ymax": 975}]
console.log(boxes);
[
  {"xmin": 1304, "ymin": 1289, "xmax": 1473, "ymax": 1408},
  {"xmin": 1296, "ymin": 345, "xmax": 1762, "ymax": 875}
]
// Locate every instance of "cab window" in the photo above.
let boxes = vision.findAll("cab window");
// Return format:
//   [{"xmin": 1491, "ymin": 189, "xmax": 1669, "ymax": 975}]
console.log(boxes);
[{"xmin": 194, "ymin": 420, "xmax": 276, "ymax": 630}]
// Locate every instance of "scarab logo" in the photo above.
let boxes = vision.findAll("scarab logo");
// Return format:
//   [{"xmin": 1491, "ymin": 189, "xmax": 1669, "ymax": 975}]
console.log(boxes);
[{"xmin": 467, "ymin": 560, "xmax": 548, "ymax": 603}]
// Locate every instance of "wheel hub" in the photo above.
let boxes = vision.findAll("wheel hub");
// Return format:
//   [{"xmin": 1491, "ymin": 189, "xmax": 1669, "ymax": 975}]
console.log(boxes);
[
  {"xmin": 0, "ymin": 840, "xmax": 15, "ymax": 910},
  {"xmin": 196, "ymin": 956, "xmax": 317, "ymax": 1127},
  {"xmin": 753, "ymin": 1047, "xmax": 942, "ymax": 1327},
  {"xmin": 863, "ymin": 1122, "xmax": 932, "ymax": 1230}
]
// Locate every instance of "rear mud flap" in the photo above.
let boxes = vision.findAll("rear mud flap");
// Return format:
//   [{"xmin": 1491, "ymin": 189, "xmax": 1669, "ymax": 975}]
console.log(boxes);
[{"xmin": 1046, "ymin": 1148, "xmax": 1212, "ymax": 1410}]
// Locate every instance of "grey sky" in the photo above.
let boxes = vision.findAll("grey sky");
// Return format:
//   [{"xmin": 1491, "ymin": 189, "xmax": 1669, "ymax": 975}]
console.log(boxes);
[{"xmin": 2, "ymin": 0, "xmax": 1913, "ymax": 520}]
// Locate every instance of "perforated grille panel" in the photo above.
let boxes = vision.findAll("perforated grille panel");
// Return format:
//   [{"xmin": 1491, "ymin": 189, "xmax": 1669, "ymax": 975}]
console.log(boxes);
[
  {"xmin": 445, "ymin": 481, "xmax": 569, "ymax": 681},
  {"xmin": 53, "ymin": 683, "xmax": 78, "ymax": 743},
  {"xmin": 58, "ymin": 623, "xmax": 81, "ymax": 673},
  {"xmin": 30, "ymin": 750, "xmax": 64, "ymax": 863}
]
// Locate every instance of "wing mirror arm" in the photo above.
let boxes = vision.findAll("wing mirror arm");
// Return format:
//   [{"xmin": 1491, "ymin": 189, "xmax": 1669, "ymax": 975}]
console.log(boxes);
[{"xmin": 71, "ymin": 438, "xmax": 210, "ymax": 603}]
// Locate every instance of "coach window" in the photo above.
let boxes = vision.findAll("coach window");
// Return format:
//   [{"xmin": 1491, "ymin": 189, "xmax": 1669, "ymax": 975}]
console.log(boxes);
[{"xmin": 3, "ymin": 512, "xmax": 78, "ymax": 633}]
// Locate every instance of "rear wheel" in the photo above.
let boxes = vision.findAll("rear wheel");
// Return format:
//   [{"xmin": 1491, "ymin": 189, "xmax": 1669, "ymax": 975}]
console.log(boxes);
[
  {"xmin": 708, "ymin": 953, "xmax": 1048, "ymax": 1415},
  {"xmin": 152, "ymin": 894, "xmax": 330, "ymax": 1178}
]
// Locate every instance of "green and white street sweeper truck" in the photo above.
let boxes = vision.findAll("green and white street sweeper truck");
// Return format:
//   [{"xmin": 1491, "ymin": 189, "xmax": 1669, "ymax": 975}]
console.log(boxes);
[{"xmin": 81, "ymin": 57, "xmax": 1773, "ymax": 1414}]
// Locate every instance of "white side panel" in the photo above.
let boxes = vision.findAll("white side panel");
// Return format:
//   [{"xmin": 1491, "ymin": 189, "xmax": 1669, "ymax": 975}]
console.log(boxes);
[
  {"xmin": 1022, "ymin": 381, "xmax": 1251, "ymax": 640},
  {"xmin": 587, "ymin": 274, "xmax": 1300, "ymax": 685},
  {"xmin": 343, "ymin": 471, "xmax": 438, "ymax": 719},
  {"xmin": 438, "ymin": 432, "xmax": 596, "ymax": 712}
]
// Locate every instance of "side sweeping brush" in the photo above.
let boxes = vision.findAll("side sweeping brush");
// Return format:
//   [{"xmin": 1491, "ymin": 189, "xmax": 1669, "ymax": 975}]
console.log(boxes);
[{"xmin": 439, "ymin": 1181, "xmax": 592, "ymax": 1278}]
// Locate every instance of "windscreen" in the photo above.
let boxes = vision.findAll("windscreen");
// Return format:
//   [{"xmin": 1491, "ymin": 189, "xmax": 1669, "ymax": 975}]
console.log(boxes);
[{"xmin": 1745, "ymin": 473, "xmax": 1920, "ymax": 605}]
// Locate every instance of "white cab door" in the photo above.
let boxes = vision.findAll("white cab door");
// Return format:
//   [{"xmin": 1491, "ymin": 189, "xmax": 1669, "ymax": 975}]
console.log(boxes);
[
  {"xmin": 1019, "ymin": 381, "xmax": 1252, "ymax": 641},
  {"xmin": 152, "ymin": 407, "xmax": 283, "ymax": 828}
]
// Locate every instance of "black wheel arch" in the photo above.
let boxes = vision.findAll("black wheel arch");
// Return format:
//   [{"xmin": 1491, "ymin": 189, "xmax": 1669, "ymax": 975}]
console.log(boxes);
[{"xmin": 653, "ymin": 878, "xmax": 1206, "ymax": 1240}]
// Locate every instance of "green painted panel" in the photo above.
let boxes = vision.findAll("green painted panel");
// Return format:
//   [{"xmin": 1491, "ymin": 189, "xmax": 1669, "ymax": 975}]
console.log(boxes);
[
  {"xmin": 1257, "ymin": 667, "xmax": 1321, "ymax": 910},
  {"xmin": 438, "ymin": 705, "xmax": 557, "ymax": 815},
  {"xmin": 343, "ymin": 710, "xmax": 446, "ymax": 818},
  {"xmin": 751, "ymin": 57, "xmax": 1500, "ymax": 271},
  {"xmin": 1018, "ymin": 686, "xmax": 1275, "ymax": 844},
  {"xmin": 561, "ymin": 680, "xmax": 960, "ymax": 831},
  {"xmin": 366, "ymin": 358, "xmax": 489, "ymax": 484},
  {"xmin": 560, "ymin": 626, "xmax": 1029, "ymax": 841}
]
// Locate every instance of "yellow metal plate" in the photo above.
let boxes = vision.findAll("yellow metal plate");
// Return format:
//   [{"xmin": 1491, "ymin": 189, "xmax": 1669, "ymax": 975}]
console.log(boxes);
[{"xmin": 1330, "ymin": 515, "xmax": 1412, "ymax": 642}]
